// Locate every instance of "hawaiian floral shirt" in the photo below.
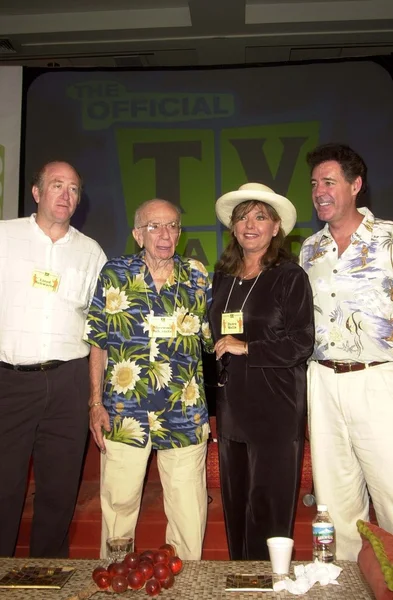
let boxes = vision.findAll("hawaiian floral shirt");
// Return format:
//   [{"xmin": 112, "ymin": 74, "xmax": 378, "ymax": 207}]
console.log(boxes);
[
  {"xmin": 299, "ymin": 208, "xmax": 393, "ymax": 362},
  {"xmin": 86, "ymin": 252, "xmax": 214, "ymax": 449}
]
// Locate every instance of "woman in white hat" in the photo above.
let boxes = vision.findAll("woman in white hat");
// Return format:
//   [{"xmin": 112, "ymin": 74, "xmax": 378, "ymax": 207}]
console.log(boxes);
[{"xmin": 209, "ymin": 182, "xmax": 314, "ymax": 560}]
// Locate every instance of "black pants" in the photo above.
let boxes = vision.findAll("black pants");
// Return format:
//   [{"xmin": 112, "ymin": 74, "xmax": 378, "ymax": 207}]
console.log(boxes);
[
  {"xmin": 218, "ymin": 435, "xmax": 304, "ymax": 560},
  {"xmin": 0, "ymin": 358, "xmax": 89, "ymax": 558}
]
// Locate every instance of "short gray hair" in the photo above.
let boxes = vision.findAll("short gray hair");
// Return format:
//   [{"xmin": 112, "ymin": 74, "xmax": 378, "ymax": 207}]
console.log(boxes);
[{"xmin": 133, "ymin": 199, "xmax": 181, "ymax": 228}]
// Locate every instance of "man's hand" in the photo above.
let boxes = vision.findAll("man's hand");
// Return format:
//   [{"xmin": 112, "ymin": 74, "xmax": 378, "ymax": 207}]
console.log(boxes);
[
  {"xmin": 89, "ymin": 404, "xmax": 111, "ymax": 453},
  {"xmin": 88, "ymin": 345, "xmax": 109, "ymax": 452}
]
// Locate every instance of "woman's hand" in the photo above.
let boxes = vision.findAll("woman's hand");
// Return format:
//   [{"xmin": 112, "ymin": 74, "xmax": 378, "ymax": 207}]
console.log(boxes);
[{"xmin": 214, "ymin": 335, "xmax": 248, "ymax": 359}]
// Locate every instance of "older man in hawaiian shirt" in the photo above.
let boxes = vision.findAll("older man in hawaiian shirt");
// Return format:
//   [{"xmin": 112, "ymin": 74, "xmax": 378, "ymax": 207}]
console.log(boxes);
[
  {"xmin": 300, "ymin": 143, "xmax": 393, "ymax": 562},
  {"xmin": 86, "ymin": 198, "xmax": 213, "ymax": 560}
]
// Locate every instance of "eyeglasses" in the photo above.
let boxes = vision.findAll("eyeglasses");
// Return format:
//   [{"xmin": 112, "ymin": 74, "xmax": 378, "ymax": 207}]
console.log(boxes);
[
  {"xmin": 137, "ymin": 221, "xmax": 181, "ymax": 234},
  {"xmin": 218, "ymin": 353, "xmax": 231, "ymax": 387}
]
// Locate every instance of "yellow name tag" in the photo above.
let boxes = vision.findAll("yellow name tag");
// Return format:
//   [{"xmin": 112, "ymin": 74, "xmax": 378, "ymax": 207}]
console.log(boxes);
[
  {"xmin": 149, "ymin": 315, "xmax": 177, "ymax": 338},
  {"xmin": 221, "ymin": 311, "xmax": 243, "ymax": 335},
  {"xmin": 32, "ymin": 269, "xmax": 61, "ymax": 293}
]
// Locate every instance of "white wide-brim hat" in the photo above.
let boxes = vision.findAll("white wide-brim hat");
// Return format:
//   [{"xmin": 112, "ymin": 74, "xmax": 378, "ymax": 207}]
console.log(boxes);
[{"xmin": 215, "ymin": 182, "xmax": 297, "ymax": 236}]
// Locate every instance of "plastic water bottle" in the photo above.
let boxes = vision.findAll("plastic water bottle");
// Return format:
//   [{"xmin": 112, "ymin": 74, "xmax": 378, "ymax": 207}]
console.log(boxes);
[{"xmin": 312, "ymin": 504, "xmax": 336, "ymax": 562}]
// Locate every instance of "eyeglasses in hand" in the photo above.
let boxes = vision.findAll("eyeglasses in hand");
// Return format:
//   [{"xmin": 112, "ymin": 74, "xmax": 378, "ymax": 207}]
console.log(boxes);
[{"xmin": 218, "ymin": 353, "xmax": 231, "ymax": 387}]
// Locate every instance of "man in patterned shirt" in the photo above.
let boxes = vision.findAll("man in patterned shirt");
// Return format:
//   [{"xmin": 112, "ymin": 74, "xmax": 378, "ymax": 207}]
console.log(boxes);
[
  {"xmin": 86, "ymin": 198, "xmax": 213, "ymax": 560},
  {"xmin": 300, "ymin": 143, "xmax": 393, "ymax": 561}
]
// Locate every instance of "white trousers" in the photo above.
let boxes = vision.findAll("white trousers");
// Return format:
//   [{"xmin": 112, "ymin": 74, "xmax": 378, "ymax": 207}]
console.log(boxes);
[
  {"xmin": 100, "ymin": 438, "xmax": 207, "ymax": 560},
  {"xmin": 308, "ymin": 361, "xmax": 393, "ymax": 561}
]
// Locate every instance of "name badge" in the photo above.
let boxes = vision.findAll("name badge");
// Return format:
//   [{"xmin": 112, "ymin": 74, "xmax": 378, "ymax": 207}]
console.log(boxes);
[
  {"xmin": 221, "ymin": 311, "xmax": 243, "ymax": 335},
  {"xmin": 32, "ymin": 269, "xmax": 61, "ymax": 293},
  {"xmin": 149, "ymin": 315, "xmax": 177, "ymax": 338}
]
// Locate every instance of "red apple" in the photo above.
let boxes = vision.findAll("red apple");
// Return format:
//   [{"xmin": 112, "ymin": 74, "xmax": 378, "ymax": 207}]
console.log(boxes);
[
  {"xmin": 127, "ymin": 568, "xmax": 145, "ymax": 591},
  {"xmin": 145, "ymin": 577, "xmax": 161, "ymax": 596},
  {"xmin": 111, "ymin": 574, "xmax": 128, "ymax": 593},
  {"xmin": 138, "ymin": 560, "xmax": 154, "ymax": 581},
  {"xmin": 153, "ymin": 549, "xmax": 169, "ymax": 564},
  {"xmin": 95, "ymin": 572, "xmax": 112, "ymax": 589},
  {"xmin": 161, "ymin": 570, "xmax": 175, "ymax": 589},
  {"xmin": 108, "ymin": 561, "xmax": 128, "ymax": 577},
  {"xmin": 153, "ymin": 562, "xmax": 171, "ymax": 582},
  {"xmin": 168, "ymin": 555, "xmax": 183, "ymax": 575},
  {"xmin": 123, "ymin": 551, "xmax": 140, "ymax": 570},
  {"xmin": 159, "ymin": 543, "xmax": 176, "ymax": 558}
]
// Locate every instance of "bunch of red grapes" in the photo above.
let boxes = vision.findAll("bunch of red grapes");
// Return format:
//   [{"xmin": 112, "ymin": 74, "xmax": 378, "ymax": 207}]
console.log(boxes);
[{"xmin": 92, "ymin": 543, "xmax": 183, "ymax": 596}]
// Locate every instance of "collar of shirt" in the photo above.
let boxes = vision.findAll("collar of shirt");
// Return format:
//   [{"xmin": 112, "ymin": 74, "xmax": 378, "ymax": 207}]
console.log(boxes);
[
  {"xmin": 130, "ymin": 250, "xmax": 187, "ymax": 275},
  {"xmin": 319, "ymin": 207, "xmax": 375, "ymax": 247},
  {"xmin": 29, "ymin": 213, "xmax": 73, "ymax": 245}
]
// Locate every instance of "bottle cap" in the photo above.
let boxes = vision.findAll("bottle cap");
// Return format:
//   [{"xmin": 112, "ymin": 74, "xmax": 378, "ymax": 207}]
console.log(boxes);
[{"xmin": 317, "ymin": 504, "xmax": 328, "ymax": 512}]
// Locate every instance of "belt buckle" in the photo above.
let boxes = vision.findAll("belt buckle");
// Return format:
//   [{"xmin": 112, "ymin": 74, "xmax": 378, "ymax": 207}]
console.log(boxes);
[
  {"xmin": 333, "ymin": 361, "xmax": 351, "ymax": 374},
  {"xmin": 40, "ymin": 361, "xmax": 53, "ymax": 371}
]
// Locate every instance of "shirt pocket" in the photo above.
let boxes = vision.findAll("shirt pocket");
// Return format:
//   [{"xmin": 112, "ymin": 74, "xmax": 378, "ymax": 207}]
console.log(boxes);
[{"xmin": 60, "ymin": 267, "xmax": 90, "ymax": 309}]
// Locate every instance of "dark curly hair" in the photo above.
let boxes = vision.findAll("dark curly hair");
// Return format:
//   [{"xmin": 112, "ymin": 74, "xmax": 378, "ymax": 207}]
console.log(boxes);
[
  {"xmin": 215, "ymin": 200, "xmax": 296, "ymax": 276},
  {"xmin": 306, "ymin": 143, "xmax": 367, "ymax": 196}
]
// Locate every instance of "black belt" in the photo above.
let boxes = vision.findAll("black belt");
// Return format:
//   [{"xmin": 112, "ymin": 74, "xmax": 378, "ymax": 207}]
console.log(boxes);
[
  {"xmin": 316, "ymin": 359, "xmax": 388, "ymax": 374},
  {"xmin": 0, "ymin": 360, "xmax": 66, "ymax": 372}
]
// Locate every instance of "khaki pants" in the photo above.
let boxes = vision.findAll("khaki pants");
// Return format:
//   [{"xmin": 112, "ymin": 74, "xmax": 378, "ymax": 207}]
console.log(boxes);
[
  {"xmin": 308, "ymin": 361, "xmax": 393, "ymax": 561},
  {"xmin": 100, "ymin": 437, "xmax": 207, "ymax": 560}
]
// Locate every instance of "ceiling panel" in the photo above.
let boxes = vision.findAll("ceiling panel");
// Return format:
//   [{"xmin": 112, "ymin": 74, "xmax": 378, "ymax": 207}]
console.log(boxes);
[
  {"xmin": 0, "ymin": 8, "xmax": 192, "ymax": 35},
  {"xmin": 1, "ymin": 0, "xmax": 393, "ymax": 67},
  {"xmin": 0, "ymin": 0, "xmax": 188, "ymax": 15},
  {"xmin": 246, "ymin": 0, "xmax": 393, "ymax": 24}
]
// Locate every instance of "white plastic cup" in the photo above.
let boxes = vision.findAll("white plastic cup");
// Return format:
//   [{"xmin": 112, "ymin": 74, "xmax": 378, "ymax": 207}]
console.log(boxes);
[{"xmin": 266, "ymin": 537, "xmax": 294, "ymax": 575}]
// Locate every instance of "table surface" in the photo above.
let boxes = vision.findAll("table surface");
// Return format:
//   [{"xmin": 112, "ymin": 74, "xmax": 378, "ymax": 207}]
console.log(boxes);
[{"xmin": 0, "ymin": 558, "xmax": 375, "ymax": 599}]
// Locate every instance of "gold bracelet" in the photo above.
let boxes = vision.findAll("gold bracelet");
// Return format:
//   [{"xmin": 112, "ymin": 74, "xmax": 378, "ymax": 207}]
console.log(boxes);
[
  {"xmin": 89, "ymin": 401, "xmax": 103, "ymax": 409},
  {"xmin": 244, "ymin": 342, "xmax": 248, "ymax": 355}
]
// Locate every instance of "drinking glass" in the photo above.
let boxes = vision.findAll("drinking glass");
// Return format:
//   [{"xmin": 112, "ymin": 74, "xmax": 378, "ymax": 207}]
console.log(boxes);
[{"xmin": 106, "ymin": 536, "xmax": 134, "ymax": 562}]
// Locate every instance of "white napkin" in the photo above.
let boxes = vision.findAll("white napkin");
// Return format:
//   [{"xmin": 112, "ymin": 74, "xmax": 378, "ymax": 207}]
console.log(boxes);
[{"xmin": 273, "ymin": 559, "xmax": 343, "ymax": 595}]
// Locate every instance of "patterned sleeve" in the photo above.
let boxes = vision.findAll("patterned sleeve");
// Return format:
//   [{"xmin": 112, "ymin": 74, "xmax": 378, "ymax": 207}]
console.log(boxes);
[
  {"xmin": 298, "ymin": 243, "xmax": 306, "ymax": 269},
  {"xmin": 200, "ymin": 270, "xmax": 214, "ymax": 354},
  {"xmin": 85, "ymin": 266, "xmax": 109, "ymax": 349},
  {"xmin": 188, "ymin": 259, "xmax": 214, "ymax": 353},
  {"xmin": 299, "ymin": 234, "xmax": 321, "ymax": 272}
]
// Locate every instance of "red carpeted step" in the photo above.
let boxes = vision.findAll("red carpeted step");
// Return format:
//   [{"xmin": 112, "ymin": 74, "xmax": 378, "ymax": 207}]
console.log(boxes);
[
  {"xmin": 15, "ymin": 426, "xmax": 316, "ymax": 560},
  {"xmin": 16, "ymin": 419, "xmax": 375, "ymax": 561},
  {"xmin": 15, "ymin": 481, "xmax": 102, "ymax": 558},
  {"xmin": 15, "ymin": 479, "xmax": 315, "ymax": 560}
]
